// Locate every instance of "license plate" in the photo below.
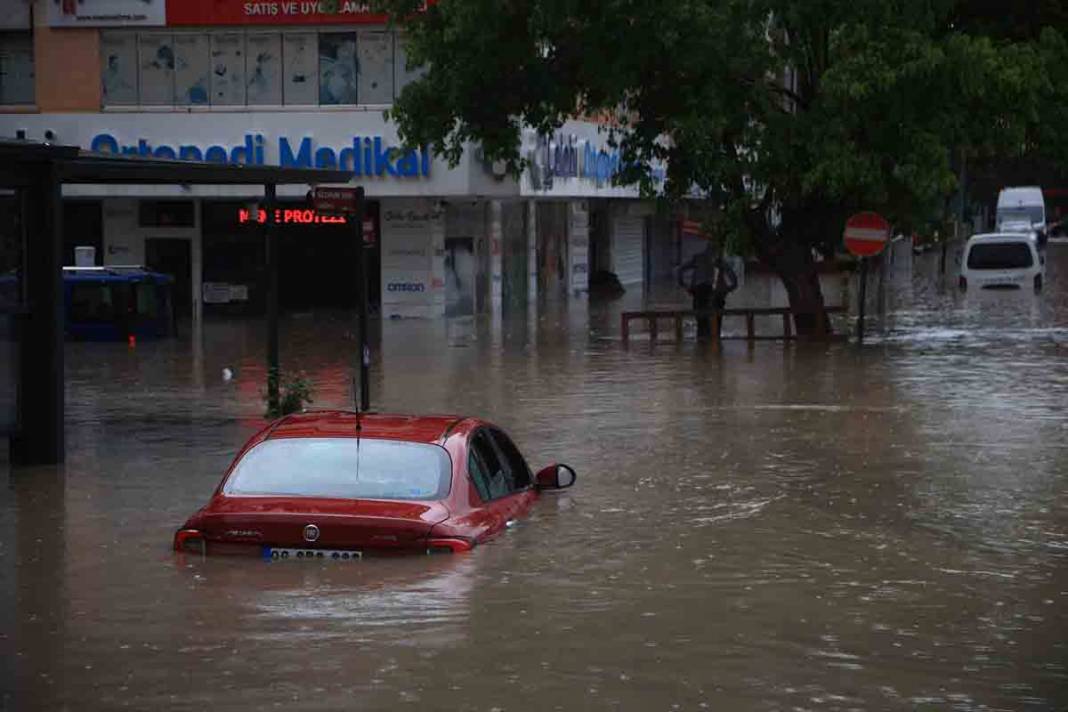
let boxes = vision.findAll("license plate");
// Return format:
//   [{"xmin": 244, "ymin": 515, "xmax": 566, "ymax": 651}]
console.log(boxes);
[{"xmin": 263, "ymin": 547, "xmax": 362, "ymax": 561}]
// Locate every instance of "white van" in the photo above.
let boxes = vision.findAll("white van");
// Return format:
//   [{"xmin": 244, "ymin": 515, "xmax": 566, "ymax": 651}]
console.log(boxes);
[
  {"xmin": 959, "ymin": 233, "xmax": 1044, "ymax": 291},
  {"xmin": 996, "ymin": 186, "xmax": 1046, "ymax": 237}
]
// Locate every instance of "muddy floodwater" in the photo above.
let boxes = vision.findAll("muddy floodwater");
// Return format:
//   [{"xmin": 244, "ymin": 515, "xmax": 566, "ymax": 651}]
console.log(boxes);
[{"xmin": 3, "ymin": 249, "xmax": 1068, "ymax": 711}]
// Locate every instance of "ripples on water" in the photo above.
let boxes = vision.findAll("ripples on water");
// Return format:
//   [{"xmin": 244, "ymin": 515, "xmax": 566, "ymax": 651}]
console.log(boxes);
[{"xmin": 1, "ymin": 250, "xmax": 1067, "ymax": 710}]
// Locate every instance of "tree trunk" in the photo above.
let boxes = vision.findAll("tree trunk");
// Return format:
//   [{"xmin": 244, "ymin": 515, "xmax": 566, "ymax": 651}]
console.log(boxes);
[{"xmin": 763, "ymin": 241, "xmax": 833, "ymax": 338}]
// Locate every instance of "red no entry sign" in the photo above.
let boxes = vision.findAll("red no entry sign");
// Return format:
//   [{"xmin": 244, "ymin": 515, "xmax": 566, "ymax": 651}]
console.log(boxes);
[{"xmin": 844, "ymin": 212, "xmax": 891, "ymax": 258}]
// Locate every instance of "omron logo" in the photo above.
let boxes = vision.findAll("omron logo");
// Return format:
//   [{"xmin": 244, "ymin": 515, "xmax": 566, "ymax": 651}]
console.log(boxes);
[{"xmin": 387, "ymin": 283, "xmax": 426, "ymax": 293}]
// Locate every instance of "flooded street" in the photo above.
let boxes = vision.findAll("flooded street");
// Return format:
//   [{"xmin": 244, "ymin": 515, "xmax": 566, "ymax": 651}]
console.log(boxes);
[{"xmin": 3, "ymin": 249, "xmax": 1068, "ymax": 711}]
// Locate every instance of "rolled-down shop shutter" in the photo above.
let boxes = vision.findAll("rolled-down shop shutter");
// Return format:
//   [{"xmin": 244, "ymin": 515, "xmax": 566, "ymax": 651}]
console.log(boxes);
[{"xmin": 612, "ymin": 215, "xmax": 646, "ymax": 286}]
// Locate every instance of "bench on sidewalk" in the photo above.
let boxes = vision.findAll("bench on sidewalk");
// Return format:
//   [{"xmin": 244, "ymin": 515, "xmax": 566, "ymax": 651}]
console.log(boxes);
[{"xmin": 620, "ymin": 306, "xmax": 848, "ymax": 342}]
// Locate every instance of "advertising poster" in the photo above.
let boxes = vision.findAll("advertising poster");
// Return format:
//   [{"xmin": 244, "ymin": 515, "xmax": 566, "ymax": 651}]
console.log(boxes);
[
  {"xmin": 166, "ymin": 0, "xmax": 385, "ymax": 26},
  {"xmin": 381, "ymin": 204, "xmax": 442, "ymax": 311},
  {"xmin": 210, "ymin": 33, "xmax": 245, "ymax": 105},
  {"xmin": 318, "ymin": 32, "xmax": 358, "ymax": 105},
  {"xmin": 174, "ymin": 34, "xmax": 210, "ymax": 105},
  {"xmin": 138, "ymin": 33, "xmax": 175, "ymax": 105},
  {"xmin": 49, "ymin": 0, "xmax": 165, "ymax": 27},
  {"xmin": 101, "ymin": 32, "xmax": 138, "ymax": 104},
  {"xmin": 282, "ymin": 32, "xmax": 316, "ymax": 104},
  {"xmin": 246, "ymin": 33, "xmax": 282, "ymax": 105},
  {"xmin": 358, "ymin": 30, "xmax": 393, "ymax": 105}
]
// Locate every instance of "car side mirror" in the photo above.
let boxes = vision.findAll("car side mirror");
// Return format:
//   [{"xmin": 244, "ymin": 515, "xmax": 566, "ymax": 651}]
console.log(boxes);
[{"xmin": 535, "ymin": 464, "xmax": 576, "ymax": 490}]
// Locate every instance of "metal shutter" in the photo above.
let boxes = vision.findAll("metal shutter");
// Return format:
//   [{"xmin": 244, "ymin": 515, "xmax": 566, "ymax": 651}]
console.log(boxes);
[{"xmin": 612, "ymin": 216, "xmax": 645, "ymax": 286}]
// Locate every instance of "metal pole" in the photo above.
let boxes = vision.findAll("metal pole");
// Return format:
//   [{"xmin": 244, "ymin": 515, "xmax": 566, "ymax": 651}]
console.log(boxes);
[
  {"xmin": 354, "ymin": 186, "xmax": 370, "ymax": 412},
  {"xmin": 265, "ymin": 184, "xmax": 280, "ymax": 417},
  {"xmin": 857, "ymin": 257, "xmax": 868, "ymax": 345}
]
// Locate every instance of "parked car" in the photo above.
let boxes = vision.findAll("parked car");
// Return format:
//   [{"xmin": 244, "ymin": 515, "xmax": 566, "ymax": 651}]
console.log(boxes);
[
  {"xmin": 959, "ymin": 232, "xmax": 1045, "ymax": 291},
  {"xmin": 174, "ymin": 412, "xmax": 576, "ymax": 558}
]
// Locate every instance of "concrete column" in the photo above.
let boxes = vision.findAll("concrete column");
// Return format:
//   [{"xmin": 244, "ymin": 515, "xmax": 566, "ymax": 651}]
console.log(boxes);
[
  {"xmin": 568, "ymin": 200, "xmax": 590, "ymax": 296},
  {"xmin": 191, "ymin": 199, "xmax": 203, "ymax": 325},
  {"xmin": 526, "ymin": 200, "xmax": 538, "ymax": 303},
  {"xmin": 10, "ymin": 167, "xmax": 64, "ymax": 464},
  {"xmin": 488, "ymin": 201, "xmax": 503, "ymax": 315}
]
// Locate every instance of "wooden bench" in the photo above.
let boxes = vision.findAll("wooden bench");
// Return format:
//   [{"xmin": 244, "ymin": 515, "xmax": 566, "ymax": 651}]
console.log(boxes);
[{"xmin": 621, "ymin": 306, "xmax": 848, "ymax": 342}]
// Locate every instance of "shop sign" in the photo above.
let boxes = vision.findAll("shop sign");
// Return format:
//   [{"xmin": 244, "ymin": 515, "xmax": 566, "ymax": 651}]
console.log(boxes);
[
  {"xmin": 526, "ymin": 131, "xmax": 666, "ymax": 191},
  {"xmin": 238, "ymin": 207, "xmax": 348, "ymax": 225},
  {"xmin": 166, "ymin": 0, "xmax": 387, "ymax": 25},
  {"xmin": 386, "ymin": 282, "xmax": 426, "ymax": 293},
  {"xmin": 311, "ymin": 187, "xmax": 359, "ymax": 215},
  {"xmin": 49, "ymin": 0, "xmax": 165, "ymax": 27},
  {"xmin": 90, "ymin": 133, "xmax": 431, "ymax": 179},
  {"xmin": 237, "ymin": 208, "xmax": 377, "ymax": 243}
]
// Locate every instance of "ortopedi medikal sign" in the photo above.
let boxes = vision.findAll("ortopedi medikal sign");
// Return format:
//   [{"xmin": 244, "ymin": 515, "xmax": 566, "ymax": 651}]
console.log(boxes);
[{"xmin": 89, "ymin": 133, "xmax": 431, "ymax": 178}]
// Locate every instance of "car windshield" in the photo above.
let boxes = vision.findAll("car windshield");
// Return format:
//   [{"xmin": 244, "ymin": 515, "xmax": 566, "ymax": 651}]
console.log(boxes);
[
  {"xmin": 223, "ymin": 437, "xmax": 452, "ymax": 500},
  {"xmin": 997, "ymin": 206, "xmax": 1043, "ymax": 226},
  {"xmin": 967, "ymin": 242, "xmax": 1034, "ymax": 270}
]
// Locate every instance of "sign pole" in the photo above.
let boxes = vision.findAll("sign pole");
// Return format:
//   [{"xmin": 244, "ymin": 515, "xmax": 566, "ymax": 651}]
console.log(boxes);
[
  {"xmin": 264, "ymin": 183, "xmax": 280, "ymax": 415},
  {"xmin": 857, "ymin": 257, "xmax": 868, "ymax": 344},
  {"xmin": 843, "ymin": 211, "xmax": 890, "ymax": 347},
  {"xmin": 354, "ymin": 186, "xmax": 370, "ymax": 412}
]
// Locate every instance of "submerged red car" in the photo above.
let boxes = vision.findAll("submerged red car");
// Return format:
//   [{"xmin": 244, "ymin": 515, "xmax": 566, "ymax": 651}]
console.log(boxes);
[{"xmin": 174, "ymin": 411, "xmax": 576, "ymax": 558}]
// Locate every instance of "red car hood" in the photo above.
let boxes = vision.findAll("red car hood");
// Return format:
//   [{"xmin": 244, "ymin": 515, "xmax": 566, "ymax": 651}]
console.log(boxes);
[{"xmin": 192, "ymin": 496, "xmax": 450, "ymax": 551}]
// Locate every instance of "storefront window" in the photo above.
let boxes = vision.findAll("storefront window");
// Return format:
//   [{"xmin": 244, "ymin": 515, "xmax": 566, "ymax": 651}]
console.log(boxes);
[
  {"xmin": 282, "ymin": 33, "xmax": 316, "ymax": 105},
  {"xmin": 210, "ymin": 33, "xmax": 246, "ymax": 106},
  {"xmin": 358, "ymin": 31, "xmax": 394, "ymax": 105},
  {"xmin": 138, "ymin": 34, "xmax": 176, "ymax": 106},
  {"xmin": 318, "ymin": 32, "xmax": 358, "ymax": 105},
  {"xmin": 101, "ymin": 29, "xmax": 417, "ymax": 108},
  {"xmin": 0, "ymin": 31, "xmax": 34, "ymax": 105},
  {"xmin": 247, "ymin": 33, "xmax": 282, "ymax": 105},
  {"xmin": 394, "ymin": 35, "xmax": 426, "ymax": 98},
  {"xmin": 174, "ymin": 34, "xmax": 210, "ymax": 106},
  {"xmin": 101, "ymin": 32, "xmax": 138, "ymax": 105}
]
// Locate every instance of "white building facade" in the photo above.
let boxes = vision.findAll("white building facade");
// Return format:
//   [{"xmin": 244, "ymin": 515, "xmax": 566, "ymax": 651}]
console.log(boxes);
[{"xmin": 0, "ymin": 0, "xmax": 675, "ymax": 322}]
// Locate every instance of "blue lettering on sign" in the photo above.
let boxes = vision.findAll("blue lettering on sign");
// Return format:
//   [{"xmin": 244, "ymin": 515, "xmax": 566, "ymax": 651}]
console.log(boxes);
[
  {"xmin": 90, "ymin": 133, "xmax": 431, "ymax": 179},
  {"xmin": 386, "ymin": 283, "xmax": 426, "ymax": 293}
]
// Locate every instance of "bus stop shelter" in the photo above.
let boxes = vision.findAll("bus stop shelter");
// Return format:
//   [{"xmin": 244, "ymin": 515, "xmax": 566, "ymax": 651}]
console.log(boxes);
[{"xmin": 0, "ymin": 139, "xmax": 351, "ymax": 465}]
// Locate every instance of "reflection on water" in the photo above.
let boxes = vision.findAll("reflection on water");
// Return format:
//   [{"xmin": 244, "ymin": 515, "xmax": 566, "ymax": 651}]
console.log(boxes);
[{"xmin": 2, "ymin": 249, "xmax": 1068, "ymax": 710}]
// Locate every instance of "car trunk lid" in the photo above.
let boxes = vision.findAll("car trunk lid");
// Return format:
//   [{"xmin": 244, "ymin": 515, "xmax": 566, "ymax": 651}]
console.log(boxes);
[{"xmin": 198, "ymin": 496, "xmax": 450, "ymax": 553}]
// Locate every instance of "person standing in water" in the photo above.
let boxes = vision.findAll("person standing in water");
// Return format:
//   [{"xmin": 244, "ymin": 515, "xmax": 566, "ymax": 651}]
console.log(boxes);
[{"xmin": 678, "ymin": 241, "xmax": 738, "ymax": 340}]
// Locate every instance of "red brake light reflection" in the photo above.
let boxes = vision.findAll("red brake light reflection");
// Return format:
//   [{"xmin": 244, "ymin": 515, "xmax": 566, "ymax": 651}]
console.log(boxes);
[
  {"xmin": 174, "ymin": 528, "xmax": 205, "ymax": 553},
  {"xmin": 427, "ymin": 537, "xmax": 474, "ymax": 554}
]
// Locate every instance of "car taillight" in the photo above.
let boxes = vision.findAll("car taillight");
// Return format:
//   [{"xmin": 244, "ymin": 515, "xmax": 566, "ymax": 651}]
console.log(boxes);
[
  {"xmin": 427, "ymin": 537, "xmax": 474, "ymax": 554},
  {"xmin": 174, "ymin": 528, "xmax": 206, "ymax": 554}
]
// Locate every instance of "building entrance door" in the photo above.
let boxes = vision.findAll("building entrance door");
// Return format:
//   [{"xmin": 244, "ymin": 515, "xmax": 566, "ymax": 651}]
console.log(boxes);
[{"xmin": 145, "ymin": 238, "xmax": 192, "ymax": 317}]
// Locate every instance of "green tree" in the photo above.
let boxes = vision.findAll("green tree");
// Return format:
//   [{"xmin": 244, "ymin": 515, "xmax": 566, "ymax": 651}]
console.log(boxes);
[{"xmin": 383, "ymin": 0, "xmax": 1065, "ymax": 335}]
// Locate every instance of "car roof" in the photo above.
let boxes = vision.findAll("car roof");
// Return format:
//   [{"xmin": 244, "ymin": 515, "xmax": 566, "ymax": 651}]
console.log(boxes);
[
  {"xmin": 967, "ymin": 232, "xmax": 1036, "ymax": 245},
  {"xmin": 997, "ymin": 186, "xmax": 1043, "ymax": 204},
  {"xmin": 265, "ymin": 411, "xmax": 466, "ymax": 444}
]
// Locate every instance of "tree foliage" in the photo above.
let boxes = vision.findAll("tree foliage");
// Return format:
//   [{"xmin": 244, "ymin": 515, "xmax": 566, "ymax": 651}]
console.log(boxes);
[{"xmin": 381, "ymin": 0, "xmax": 1068, "ymax": 334}]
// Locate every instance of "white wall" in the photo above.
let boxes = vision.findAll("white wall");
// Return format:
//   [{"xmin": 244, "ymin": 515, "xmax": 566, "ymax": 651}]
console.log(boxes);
[{"xmin": 102, "ymin": 198, "xmax": 203, "ymax": 322}]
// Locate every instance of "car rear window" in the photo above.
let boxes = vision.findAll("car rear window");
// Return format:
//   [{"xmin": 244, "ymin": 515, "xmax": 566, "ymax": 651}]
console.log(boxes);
[
  {"xmin": 223, "ymin": 437, "xmax": 452, "ymax": 501},
  {"xmin": 967, "ymin": 242, "xmax": 1033, "ymax": 270}
]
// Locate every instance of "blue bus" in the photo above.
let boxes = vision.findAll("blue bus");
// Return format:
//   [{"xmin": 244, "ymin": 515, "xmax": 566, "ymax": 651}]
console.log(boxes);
[{"xmin": 63, "ymin": 267, "xmax": 175, "ymax": 341}]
